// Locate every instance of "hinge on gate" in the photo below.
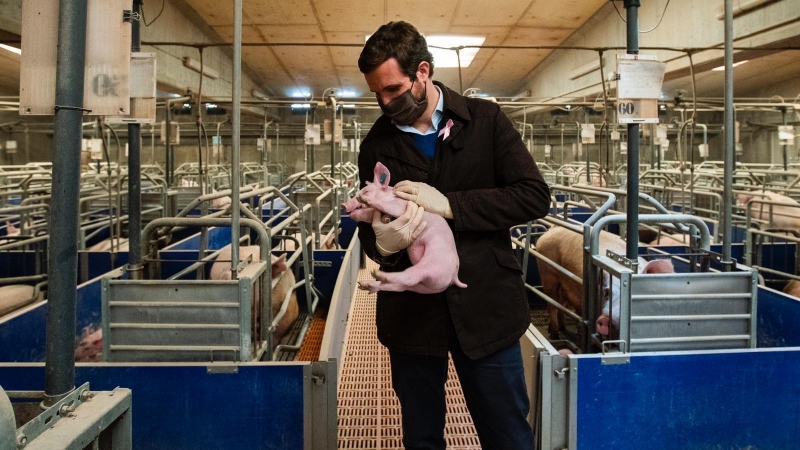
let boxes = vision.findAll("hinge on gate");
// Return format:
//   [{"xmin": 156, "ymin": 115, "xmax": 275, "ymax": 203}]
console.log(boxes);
[
  {"xmin": 312, "ymin": 375, "xmax": 326, "ymax": 385},
  {"xmin": 553, "ymin": 368, "xmax": 569, "ymax": 379},
  {"xmin": 601, "ymin": 340, "xmax": 630, "ymax": 365},
  {"xmin": 123, "ymin": 10, "xmax": 140, "ymax": 22},
  {"xmin": 606, "ymin": 250, "xmax": 638, "ymax": 270}
]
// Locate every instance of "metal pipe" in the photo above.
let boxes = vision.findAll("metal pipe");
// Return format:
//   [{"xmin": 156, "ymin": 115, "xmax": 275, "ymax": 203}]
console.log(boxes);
[
  {"xmin": 589, "ymin": 214, "xmax": 712, "ymax": 256},
  {"xmin": 44, "ymin": 0, "xmax": 88, "ymax": 407},
  {"xmin": 128, "ymin": 0, "xmax": 143, "ymax": 279},
  {"xmin": 330, "ymin": 96, "xmax": 337, "ymax": 180},
  {"xmin": 782, "ymin": 108, "xmax": 788, "ymax": 171},
  {"xmin": 722, "ymin": 0, "xmax": 735, "ymax": 271},
  {"xmin": 624, "ymin": 0, "xmax": 641, "ymax": 264},
  {"xmin": 230, "ymin": 0, "xmax": 242, "ymax": 279}
]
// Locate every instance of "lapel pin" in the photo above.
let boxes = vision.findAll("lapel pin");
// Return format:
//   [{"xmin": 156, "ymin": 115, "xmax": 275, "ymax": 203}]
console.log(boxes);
[{"xmin": 438, "ymin": 119, "xmax": 454, "ymax": 140}]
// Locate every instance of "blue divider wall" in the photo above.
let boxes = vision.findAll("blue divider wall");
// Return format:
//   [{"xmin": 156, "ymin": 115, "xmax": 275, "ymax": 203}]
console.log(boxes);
[
  {"xmin": 0, "ymin": 252, "xmax": 38, "ymax": 278},
  {"xmin": 0, "ymin": 269, "xmax": 125, "ymax": 362},
  {"xmin": 757, "ymin": 286, "xmax": 800, "ymax": 348},
  {"xmin": 575, "ymin": 348, "xmax": 800, "ymax": 450},
  {"xmin": 0, "ymin": 364, "xmax": 305, "ymax": 450},
  {"xmin": 81, "ymin": 252, "xmax": 129, "ymax": 282}
]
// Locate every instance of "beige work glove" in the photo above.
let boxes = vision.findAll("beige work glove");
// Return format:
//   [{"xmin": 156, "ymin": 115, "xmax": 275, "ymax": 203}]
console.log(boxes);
[
  {"xmin": 393, "ymin": 181, "xmax": 453, "ymax": 219},
  {"xmin": 373, "ymin": 201, "xmax": 427, "ymax": 256}
]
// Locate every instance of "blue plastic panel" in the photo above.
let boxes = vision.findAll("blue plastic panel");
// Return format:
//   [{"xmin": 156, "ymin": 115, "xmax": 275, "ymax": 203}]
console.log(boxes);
[
  {"xmin": 0, "ymin": 251, "xmax": 38, "ymax": 278},
  {"xmin": 758, "ymin": 286, "xmax": 800, "ymax": 348},
  {"xmin": 0, "ymin": 272, "xmax": 118, "ymax": 362},
  {"xmin": 81, "ymin": 251, "xmax": 129, "ymax": 282},
  {"xmin": 576, "ymin": 348, "xmax": 800, "ymax": 450},
  {"xmin": 0, "ymin": 363, "xmax": 306, "ymax": 450},
  {"xmin": 166, "ymin": 227, "xmax": 232, "ymax": 251}
]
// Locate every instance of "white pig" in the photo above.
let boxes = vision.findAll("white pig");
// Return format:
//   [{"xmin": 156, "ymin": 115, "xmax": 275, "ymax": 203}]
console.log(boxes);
[
  {"xmin": 0, "ymin": 285, "xmax": 44, "ymax": 317},
  {"xmin": 536, "ymin": 226, "xmax": 674, "ymax": 340},
  {"xmin": 87, "ymin": 238, "xmax": 129, "ymax": 252},
  {"xmin": 74, "ymin": 327, "xmax": 103, "ymax": 362},
  {"xmin": 737, "ymin": 190, "xmax": 800, "ymax": 231}
]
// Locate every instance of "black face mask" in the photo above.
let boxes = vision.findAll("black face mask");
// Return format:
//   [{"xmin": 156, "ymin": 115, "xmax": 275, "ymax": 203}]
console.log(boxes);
[{"xmin": 378, "ymin": 79, "xmax": 428, "ymax": 126}]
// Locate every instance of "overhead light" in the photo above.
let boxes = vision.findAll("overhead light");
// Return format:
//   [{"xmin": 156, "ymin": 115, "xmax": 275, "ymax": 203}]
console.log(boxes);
[
  {"xmin": 291, "ymin": 103, "xmax": 312, "ymax": 108},
  {"xmin": 291, "ymin": 89, "xmax": 312, "ymax": 98},
  {"xmin": 343, "ymin": 104, "xmax": 356, "ymax": 108},
  {"xmin": 511, "ymin": 90, "xmax": 531, "ymax": 102},
  {"xmin": 205, "ymin": 103, "xmax": 218, "ymax": 109},
  {"xmin": 251, "ymin": 90, "xmax": 268, "ymax": 100},
  {"xmin": 569, "ymin": 58, "xmax": 603, "ymax": 80},
  {"xmin": 0, "ymin": 44, "xmax": 21, "ymax": 55},
  {"xmin": 660, "ymin": 104, "xmax": 666, "ymax": 110},
  {"xmin": 565, "ymin": 105, "xmax": 572, "ymax": 110},
  {"xmin": 182, "ymin": 57, "xmax": 220, "ymax": 80},
  {"xmin": 366, "ymin": 34, "xmax": 486, "ymax": 68},
  {"xmin": 183, "ymin": 103, "xmax": 191, "ymax": 108},
  {"xmin": 339, "ymin": 90, "xmax": 357, "ymax": 98},
  {"xmin": 712, "ymin": 60, "xmax": 749, "ymax": 71}
]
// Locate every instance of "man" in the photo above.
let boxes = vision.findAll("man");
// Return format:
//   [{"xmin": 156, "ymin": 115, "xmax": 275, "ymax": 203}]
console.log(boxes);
[{"xmin": 356, "ymin": 21, "xmax": 551, "ymax": 450}]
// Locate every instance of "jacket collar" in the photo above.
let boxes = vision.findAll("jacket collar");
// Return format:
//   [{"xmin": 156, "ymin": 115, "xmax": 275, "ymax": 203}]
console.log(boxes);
[{"xmin": 434, "ymin": 81, "xmax": 470, "ymax": 123}]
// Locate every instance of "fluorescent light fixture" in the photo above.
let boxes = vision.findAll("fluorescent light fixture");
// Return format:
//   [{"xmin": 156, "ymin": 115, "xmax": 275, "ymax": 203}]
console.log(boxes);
[
  {"xmin": 291, "ymin": 103, "xmax": 312, "ymax": 108},
  {"xmin": 0, "ymin": 44, "xmax": 21, "ymax": 55},
  {"xmin": 565, "ymin": 105, "xmax": 572, "ymax": 110},
  {"xmin": 511, "ymin": 90, "xmax": 531, "ymax": 101},
  {"xmin": 712, "ymin": 60, "xmax": 749, "ymax": 71},
  {"xmin": 343, "ymin": 104, "xmax": 356, "ymax": 108},
  {"xmin": 366, "ymin": 34, "xmax": 486, "ymax": 68},
  {"xmin": 291, "ymin": 89, "xmax": 312, "ymax": 98},
  {"xmin": 569, "ymin": 58, "xmax": 602, "ymax": 80},
  {"xmin": 183, "ymin": 103, "xmax": 191, "ymax": 108},
  {"xmin": 205, "ymin": 103, "xmax": 218, "ymax": 109},
  {"xmin": 339, "ymin": 90, "xmax": 357, "ymax": 98},
  {"xmin": 251, "ymin": 90, "xmax": 268, "ymax": 100},
  {"xmin": 182, "ymin": 57, "xmax": 220, "ymax": 79}
]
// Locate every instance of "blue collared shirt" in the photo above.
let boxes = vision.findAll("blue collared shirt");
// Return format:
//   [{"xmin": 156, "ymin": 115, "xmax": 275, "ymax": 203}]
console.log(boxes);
[{"xmin": 394, "ymin": 85, "xmax": 444, "ymax": 136}]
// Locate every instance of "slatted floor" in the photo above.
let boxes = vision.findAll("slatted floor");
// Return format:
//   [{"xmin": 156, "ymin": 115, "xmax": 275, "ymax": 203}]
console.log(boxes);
[{"xmin": 337, "ymin": 259, "xmax": 482, "ymax": 449}]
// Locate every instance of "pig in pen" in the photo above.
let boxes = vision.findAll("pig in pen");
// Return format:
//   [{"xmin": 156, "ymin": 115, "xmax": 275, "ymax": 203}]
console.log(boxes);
[{"xmin": 738, "ymin": 189, "xmax": 800, "ymax": 294}]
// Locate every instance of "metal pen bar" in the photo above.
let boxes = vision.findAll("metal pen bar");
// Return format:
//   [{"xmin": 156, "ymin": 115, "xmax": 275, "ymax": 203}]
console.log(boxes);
[
  {"xmin": 722, "ymin": 0, "xmax": 735, "ymax": 271},
  {"xmin": 632, "ymin": 314, "xmax": 752, "ymax": 321},
  {"xmin": 524, "ymin": 284, "xmax": 583, "ymax": 323},
  {"xmin": 232, "ymin": 0, "xmax": 242, "ymax": 282}
]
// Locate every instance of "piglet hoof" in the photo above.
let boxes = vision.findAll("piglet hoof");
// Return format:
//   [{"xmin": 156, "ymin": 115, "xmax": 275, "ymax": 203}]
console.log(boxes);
[{"xmin": 358, "ymin": 280, "xmax": 381, "ymax": 293}]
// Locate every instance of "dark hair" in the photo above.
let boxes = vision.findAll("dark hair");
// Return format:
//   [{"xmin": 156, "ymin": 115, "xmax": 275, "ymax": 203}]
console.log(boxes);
[{"xmin": 358, "ymin": 21, "xmax": 434, "ymax": 79}]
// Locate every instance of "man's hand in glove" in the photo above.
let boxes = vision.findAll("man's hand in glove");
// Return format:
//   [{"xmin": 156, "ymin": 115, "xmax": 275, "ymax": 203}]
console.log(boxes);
[
  {"xmin": 373, "ymin": 201, "xmax": 427, "ymax": 256},
  {"xmin": 393, "ymin": 181, "xmax": 453, "ymax": 219}
]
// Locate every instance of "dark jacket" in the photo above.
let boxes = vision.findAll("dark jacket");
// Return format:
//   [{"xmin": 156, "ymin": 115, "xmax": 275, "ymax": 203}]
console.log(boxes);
[{"xmin": 357, "ymin": 82, "xmax": 551, "ymax": 359}]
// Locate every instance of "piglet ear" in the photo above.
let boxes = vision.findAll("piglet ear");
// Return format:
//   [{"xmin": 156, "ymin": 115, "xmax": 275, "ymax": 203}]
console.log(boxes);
[
  {"xmin": 373, "ymin": 162, "xmax": 390, "ymax": 187},
  {"xmin": 271, "ymin": 254, "xmax": 287, "ymax": 279}
]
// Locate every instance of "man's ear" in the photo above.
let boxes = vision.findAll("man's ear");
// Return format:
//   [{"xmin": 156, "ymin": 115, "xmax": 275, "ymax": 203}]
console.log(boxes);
[{"xmin": 416, "ymin": 61, "xmax": 431, "ymax": 82}]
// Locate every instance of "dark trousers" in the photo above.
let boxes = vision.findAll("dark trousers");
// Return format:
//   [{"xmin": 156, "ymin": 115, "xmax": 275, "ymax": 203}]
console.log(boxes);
[{"xmin": 389, "ymin": 339, "xmax": 534, "ymax": 450}]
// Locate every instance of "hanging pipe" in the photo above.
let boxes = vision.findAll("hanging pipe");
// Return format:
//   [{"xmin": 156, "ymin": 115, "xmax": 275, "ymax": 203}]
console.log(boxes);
[
  {"xmin": 230, "ymin": 0, "xmax": 242, "ymax": 279},
  {"xmin": 127, "ymin": 0, "xmax": 144, "ymax": 279},
  {"xmin": 44, "ymin": 0, "xmax": 88, "ymax": 407},
  {"xmin": 722, "ymin": 0, "xmax": 735, "ymax": 271},
  {"xmin": 624, "ymin": 0, "xmax": 641, "ymax": 265}
]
